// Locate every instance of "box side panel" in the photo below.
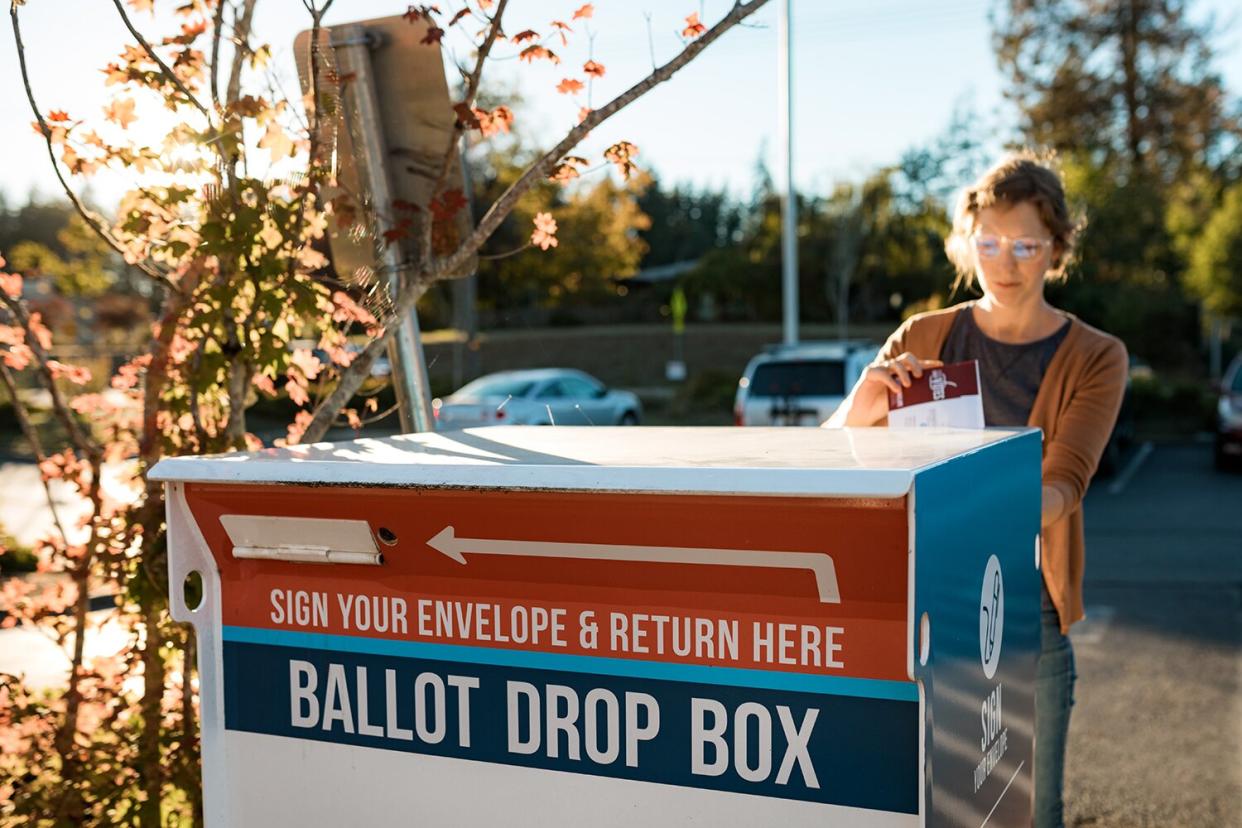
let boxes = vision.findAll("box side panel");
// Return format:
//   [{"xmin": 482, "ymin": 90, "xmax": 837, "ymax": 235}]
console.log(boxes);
[
  {"xmin": 912, "ymin": 431, "xmax": 1042, "ymax": 827},
  {"xmin": 174, "ymin": 483, "xmax": 920, "ymax": 823}
]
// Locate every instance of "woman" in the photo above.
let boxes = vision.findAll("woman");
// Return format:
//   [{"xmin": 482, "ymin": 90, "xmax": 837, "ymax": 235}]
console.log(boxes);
[{"xmin": 826, "ymin": 153, "xmax": 1128, "ymax": 827}]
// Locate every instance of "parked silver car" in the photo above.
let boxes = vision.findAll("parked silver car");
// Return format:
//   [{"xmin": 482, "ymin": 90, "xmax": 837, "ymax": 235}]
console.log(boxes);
[
  {"xmin": 434, "ymin": 369, "xmax": 642, "ymax": 429},
  {"xmin": 734, "ymin": 342, "xmax": 878, "ymax": 426}
]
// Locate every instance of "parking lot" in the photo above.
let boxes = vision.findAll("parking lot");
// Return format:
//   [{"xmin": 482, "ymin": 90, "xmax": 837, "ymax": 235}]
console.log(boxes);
[{"xmin": 1068, "ymin": 441, "xmax": 1242, "ymax": 826}]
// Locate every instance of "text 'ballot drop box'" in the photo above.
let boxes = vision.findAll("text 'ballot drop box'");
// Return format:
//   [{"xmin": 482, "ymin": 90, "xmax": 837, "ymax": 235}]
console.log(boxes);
[{"xmin": 152, "ymin": 426, "xmax": 1041, "ymax": 827}]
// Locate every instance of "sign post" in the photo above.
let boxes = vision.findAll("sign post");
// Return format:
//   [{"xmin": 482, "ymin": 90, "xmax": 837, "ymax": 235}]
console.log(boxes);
[
  {"xmin": 155, "ymin": 426, "xmax": 1041, "ymax": 826},
  {"xmin": 295, "ymin": 16, "xmax": 474, "ymax": 432}
]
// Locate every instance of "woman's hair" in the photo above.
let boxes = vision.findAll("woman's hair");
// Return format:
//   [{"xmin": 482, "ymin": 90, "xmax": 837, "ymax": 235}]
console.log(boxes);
[{"xmin": 944, "ymin": 151, "xmax": 1083, "ymax": 292}]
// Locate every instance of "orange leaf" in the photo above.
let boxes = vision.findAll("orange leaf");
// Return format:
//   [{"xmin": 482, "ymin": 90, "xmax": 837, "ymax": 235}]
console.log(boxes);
[
  {"xmin": 285, "ymin": 377, "xmax": 310, "ymax": 407},
  {"xmin": 682, "ymin": 12, "xmax": 706, "ymax": 39},
  {"xmin": 47, "ymin": 110, "xmax": 71, "ymax": 123},
  {"xmin": 252, "ymin": 373, "xmax": 277, "ymax": 395},
  {"xmin": 572, "ymin": 4, "xmax": 594, "ymax": 20},
  {"xmin": 583, "ymin": 60, "xmax": 605, "ymax": 78},
  {"xmin": 531, "ymin": 212, "xmax": 559, "ymax": 251},
  {"xmin": 549, "ymin": 155, "xmax": 589, "ymax": 183},
  {"xmin": 2, "ymin": 343, "xmax": 32, "ymax": 371},
  {"xmin": 0, "ymin": 273, "xmax": 21, "ymax": 299},
  {"xmin": 477, "ymin": 105, "xmax": 514, "ymax": 137},
  {"xmin": 556, "ymin": 78, "xmax": 585, "ymax": 95},
  {"xmin": 604, "ymin": 140, "xmax": 640, "ymax": 180},
  {"xmin": 103, "ymin": 97, "xmax": 137, "ymax": 130},
  {"xmin": 47, "ymin": 360, "xmax": 91, "ymax": 385},
  {"xmin": 258, "ymin": 121, "xmax": 295, "ymax": 162},
  {"xmin": 512, "ymin": 29, "xmax": 540, "ymax": 44},
  {"xmin": 289, "ymin": 347, "xmax": 322, "ymax": 380},
  {"xmin": 520, "ymin": 45, "xmax": 560, "ymax": 64},
  {"xmin": 285, "ymin": 410, "xmax": 314, "ymax": 446},
  {"xmin": 27, "ymin": 313, "xmax": 53, "ymax": 351}
]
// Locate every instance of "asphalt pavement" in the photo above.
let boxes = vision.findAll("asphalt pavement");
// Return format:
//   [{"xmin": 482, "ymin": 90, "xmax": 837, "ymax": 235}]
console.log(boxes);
[{"xmin": 1067, "ymin": 442, "xmax": 1242, "ymax": 827}]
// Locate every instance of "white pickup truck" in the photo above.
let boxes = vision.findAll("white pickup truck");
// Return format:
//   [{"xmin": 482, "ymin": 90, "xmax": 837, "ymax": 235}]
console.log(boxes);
[{"xmin": 733, "ymin": 341, "xmax": 879, "ymax": 427}]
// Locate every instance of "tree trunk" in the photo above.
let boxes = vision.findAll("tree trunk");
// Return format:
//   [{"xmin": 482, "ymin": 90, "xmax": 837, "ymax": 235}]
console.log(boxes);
[{"xmin": 1120, "ymin": 0, "xmax": 1144, "ymax": 169}]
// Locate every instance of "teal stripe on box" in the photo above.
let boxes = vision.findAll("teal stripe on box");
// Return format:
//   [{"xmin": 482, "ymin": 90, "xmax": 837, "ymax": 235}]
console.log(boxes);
[{"xmin": 222, "ymin": 625, "xmax": 919, "ymax": 702}]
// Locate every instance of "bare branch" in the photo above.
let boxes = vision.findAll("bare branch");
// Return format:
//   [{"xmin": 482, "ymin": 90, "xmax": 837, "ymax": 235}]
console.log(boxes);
[
  {"xmin": 225, "ymin": 0, "xmax": 259, "ymax": 108},
  {"xmin": 209, "ymin": 0, "xmax": 227, "ymax": 110},
  {"xmin": 477, "ymin": 242, "xmax": 532, "ymax": 261},
  {"xmin": 426, "ymin": 0, "xmax": 510, "ymax": 213},
  {"xmin": 110, "ymin": 0, "xmax": 212, "ymax": 120},
  {"xmin": 0, "ymin": 295, "xmax": 100, "ymax": 460},
  {"xmin": 0, "ymin": 362, "xmax": 72, "ymax": 548},
  {"xmin": 278, "ymin": 1, "xmax": 331, "ymax": 282},
  {"xmin": 644, "ymin": 12, "xmax": 657, "ymax": 71},
  {"xmin": 10, "ymin": 4, "xmax": 176, "ymax": 291}
]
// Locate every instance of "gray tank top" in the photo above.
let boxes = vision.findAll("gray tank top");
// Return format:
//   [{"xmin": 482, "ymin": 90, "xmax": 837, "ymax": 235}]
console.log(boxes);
[{"xmin": 939, "ymin": 305, "xmax": 1070, "ymax": 427}]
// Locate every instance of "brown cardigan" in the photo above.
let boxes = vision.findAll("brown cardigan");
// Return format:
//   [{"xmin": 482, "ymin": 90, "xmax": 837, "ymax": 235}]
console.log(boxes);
[{"xmin": 873, "ymin": 303, "xmax": 1128, "ymax": 633}]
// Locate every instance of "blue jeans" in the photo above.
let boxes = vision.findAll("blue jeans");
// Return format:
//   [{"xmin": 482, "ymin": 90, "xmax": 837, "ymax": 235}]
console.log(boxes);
[{"xmin": 1035, "ymin": 586, "xmax": 1076, "ymax": 828}]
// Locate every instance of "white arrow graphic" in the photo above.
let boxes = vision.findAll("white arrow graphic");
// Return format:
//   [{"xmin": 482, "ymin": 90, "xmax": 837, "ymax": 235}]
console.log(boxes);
[{"xmin": 427, "ymin": 526, "xmax": 840, "ymax": 603}]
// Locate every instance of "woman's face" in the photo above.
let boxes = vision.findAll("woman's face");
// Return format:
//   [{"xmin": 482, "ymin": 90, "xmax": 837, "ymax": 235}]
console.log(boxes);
[{"xmin": 971, "ymin": 201, "xmax": 1055, "ymax": 308}]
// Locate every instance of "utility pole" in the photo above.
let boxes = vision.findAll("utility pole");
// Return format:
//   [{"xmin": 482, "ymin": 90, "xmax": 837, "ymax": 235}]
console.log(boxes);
[{"xmin": 778, "ymin": 0, "xmax": 799, "ymax": 346}]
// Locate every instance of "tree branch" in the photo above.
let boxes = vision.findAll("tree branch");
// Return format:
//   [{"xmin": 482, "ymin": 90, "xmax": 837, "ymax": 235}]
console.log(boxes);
[
  {"xmin": 0, "ymin": 362, "xmax": 72, "ymax": 548},
  {"xmin": 427, "ymin": 0, "xmax": 510, "ymax": 206},
  {"xmin": 209, "ymin": 0, "xmax": 226, "ymax": 110},
  {"xmin": 435, "ymin": 0, "xmax": 769, "ymax": 279},
  {"xmin": 110, "ymin": 0, "xmax": 212, "ymax": 120},
  {"xmin": 225, "ymin": 0, "xmax": 259, "ymax": 108},
  {"xmin": 10, "ymin": 4, "xmax": 177, "ymax": 292},
  {"xmin": 0, "ymin": 295, "xmax": 100, "ymax": 460}
]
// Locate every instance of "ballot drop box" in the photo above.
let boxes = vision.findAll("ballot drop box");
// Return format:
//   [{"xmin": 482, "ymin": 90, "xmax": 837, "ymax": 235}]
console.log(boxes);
[{"xmin": 151, "ymin": 426, "xmax": 1042, "ymax": 827}]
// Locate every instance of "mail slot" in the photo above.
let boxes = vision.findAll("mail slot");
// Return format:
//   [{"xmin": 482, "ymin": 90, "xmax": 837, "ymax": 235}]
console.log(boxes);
[{"xmin": 152, "ymin": 425, "xmax": 1041, "ymax": 826}]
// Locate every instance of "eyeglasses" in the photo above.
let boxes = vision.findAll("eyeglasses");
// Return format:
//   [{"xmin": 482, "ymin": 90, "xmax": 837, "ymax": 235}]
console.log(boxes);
[{"xmin": 972, "ymin": 233, "xmax": 1053, "ymax": 261}]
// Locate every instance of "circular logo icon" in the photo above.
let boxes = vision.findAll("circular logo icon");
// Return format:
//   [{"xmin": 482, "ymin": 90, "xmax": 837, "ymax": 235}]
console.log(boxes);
[{"xmin": 979, "ymin": 554, "xmax": 1004, "ymax": 679}]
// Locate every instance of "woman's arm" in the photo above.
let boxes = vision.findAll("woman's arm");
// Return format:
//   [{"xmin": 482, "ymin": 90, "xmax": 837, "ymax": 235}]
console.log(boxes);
[
  {"xmin": 1041, "ymin": 338, "xmax": 1129, "ymax": 518},
  {"xmin": 824, "ymin": 353, "xmax": 945, "ymax": 427},
  {"xmin": 1041, "ymin": 484, "xmax": 1067, "ymax": 526},
  {"xmin": 823, "ymin": 317, "xmax": 942, "ymax": 428}
]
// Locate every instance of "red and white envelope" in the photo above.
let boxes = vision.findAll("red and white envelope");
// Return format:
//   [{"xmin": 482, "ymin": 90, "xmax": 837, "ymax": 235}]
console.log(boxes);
[{"xmin": 886, "ymin": 360, "xmax": 985, "ymax": 429}]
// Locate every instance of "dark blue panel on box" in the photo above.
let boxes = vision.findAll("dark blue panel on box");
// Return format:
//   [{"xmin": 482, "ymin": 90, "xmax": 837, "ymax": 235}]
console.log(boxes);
[{"xmin": 223, "ymin": 638, "xmax": 919, "ymax": 814}]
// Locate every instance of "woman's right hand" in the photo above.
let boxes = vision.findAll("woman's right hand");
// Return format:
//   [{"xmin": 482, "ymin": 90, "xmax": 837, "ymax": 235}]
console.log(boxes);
[{"xmin": 860, "ymin": 353, "xmax": 945, "ymax": 397}]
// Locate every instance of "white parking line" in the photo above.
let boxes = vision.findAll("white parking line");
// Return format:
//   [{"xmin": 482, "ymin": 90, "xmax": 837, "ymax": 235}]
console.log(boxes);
[{"xmin": 1107, "ymin": 441, "xmax": 1154, "ymax": 495}]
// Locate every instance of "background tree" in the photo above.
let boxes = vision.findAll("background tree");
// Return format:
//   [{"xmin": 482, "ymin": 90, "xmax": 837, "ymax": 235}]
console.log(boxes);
[
  {"xmin": 994, "ymin": 0, "xmax": 1241, "ymax": 186},
  {"xmin": 469, "ymin": 143, "xmax": 651, "ymax": 316},
  {"xmin": 1185, "ymin": 179, "xmax": 1242, "ymax": 319},
  {"xmin": 994, "ymin": 0, "xmax": 1242, "ymax": 369}
]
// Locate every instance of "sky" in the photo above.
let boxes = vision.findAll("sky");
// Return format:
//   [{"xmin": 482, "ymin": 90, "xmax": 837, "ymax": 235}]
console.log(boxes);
[{"xmin": 0, "ymin": 0, "xmax": 1239, "ymax": 208}]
